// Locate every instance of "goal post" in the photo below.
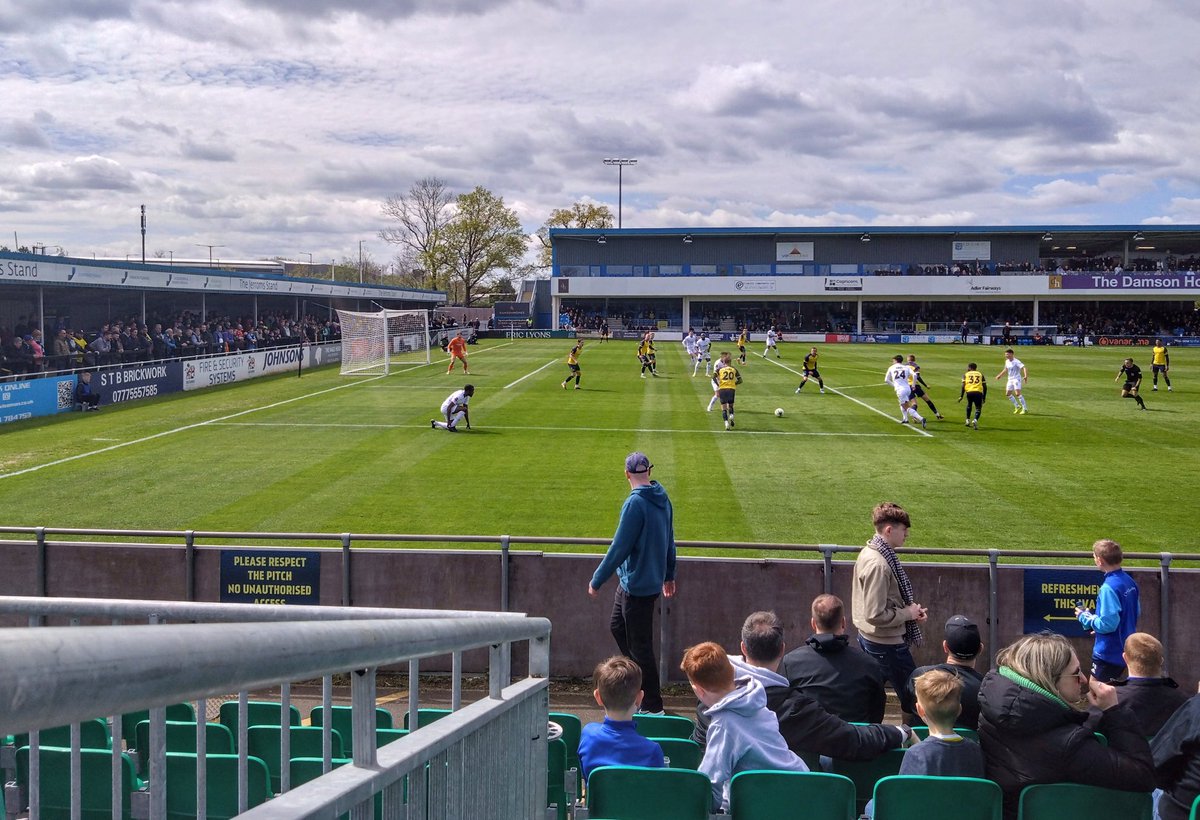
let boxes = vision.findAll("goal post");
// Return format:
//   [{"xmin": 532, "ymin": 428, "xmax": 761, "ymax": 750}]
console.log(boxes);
[{"xmin": 336, "ymin": 308, "xmax": 431, "ymax": 375}]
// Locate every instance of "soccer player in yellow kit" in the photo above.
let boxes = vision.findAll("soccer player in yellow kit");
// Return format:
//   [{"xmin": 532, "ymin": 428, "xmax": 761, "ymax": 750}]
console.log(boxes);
[
  {"xmin": 737, "ymin": 328, "xmax": 749, "ymax": 364},
  {"xmin": 1151, "ymin": 339, "xmax": 1172, "ymax": 392},
  {"xmin": 958, "ymin": 362, "xmax": 987, "ymax": 429},
  {"xmin": 637, "ymin": 332, "xmax": 658, "ymax": 378},
  {"xmin": 714, "ymin": 352, "xmax": 742, "ymax": 430},
  {"xmin": 562, "ymin": 340, "xmax": 584, "ymax": 389},
  {"xmin": 796, "ymin": 347, "xmax": 825, "ymax": 394}
]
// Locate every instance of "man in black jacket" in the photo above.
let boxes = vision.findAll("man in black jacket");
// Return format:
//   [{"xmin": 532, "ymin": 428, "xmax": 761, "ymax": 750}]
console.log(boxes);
[
  {"xmin": 1116, "ymin": 632, "xmax": 1189, "ymax": 737},
  {"xmin": 691, "ymin": 610, "xmax": 910, "ymax": 763},
  {"xmin": 1152, "ymin": 692, "xmax": 1200, "ymax": 820},
  {"xmin": 780, "ymin": 594, "xmax": 887, "ymax": 723},
  {"xmin": 904, "ymin": 615, "xmax": 985, "ymax": 729}
]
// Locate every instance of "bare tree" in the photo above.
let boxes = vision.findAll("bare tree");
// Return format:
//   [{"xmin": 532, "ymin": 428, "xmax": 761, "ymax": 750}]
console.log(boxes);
[{"xmin": 379, "ymin": 177, "xmax": 454, "ymax": 291}]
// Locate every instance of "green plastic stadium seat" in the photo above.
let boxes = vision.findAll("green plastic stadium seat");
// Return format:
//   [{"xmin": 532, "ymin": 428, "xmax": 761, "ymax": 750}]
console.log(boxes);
[
  {"xmin": 402, "ymin": 707, "xmax": 452, "ymax": 730},
  {"xmin": 548, "ymin": 737, "xmax": 569, "ymax": 820},
  {"xmin": 1017, "ymin": 782, "xmax": 1152, "ymax": 820},
  {"xmin": 15, "ymin": 745, "xmax": 141, "ymax": 820},
  {"xmin": 1190, "ymin": 794, "xmax": 1200, "ymax": 820},
  {"xmin": 217, "ymin": 699, "xmax": 302, "ymax": 744},
  {"xmin": 632, "ymin": 714, "xmax": 695, "ymax": 740},
  {"xmin": 587, "ymin": 765, "xmax": 711, "ymax": 820},
  {"xmin": 134, "ymin": 720, "xmax": 234, "ymax": 777},
  {"xmin": 873, "ymin": 775, "xmax": 1001, "ymax": 820},
  {"xmin": 120, "ymin": 703, "xmax": 197, "ymax": 748},
  {"xmin": 729, "ymin": 769, "xmax": 856, "ymax": 820},
  {"xmin": 376, "ymin": 727, "xmax": 410, "ymax": 748},
  {"xmin": 310, "ymin": 704, "xmax": 393, "ymax": 755},
  {"xmin": 550, "ymin": 711, "xmax": 584, "ymax": 790},
  {"xmin": 910, "ymin": 725, "xmax": 979, "ymax": 742},
  {"xmin": 653, "ymin": 737, "xmax": 702, "ymax": 770},
  {"xmin": 830, "ymin": 747, "xmax": 906, "ymax": 815},
  {"xmin": 164, "ymin": 751, "xmax": 271, "ymax": 819},
  {"xmin": 15, "ymin": 718, "xmax": 111, "ymax": 751},
  {"xmin": 246, "ymin": 724, "xmax": 344, "ymax": 793}
]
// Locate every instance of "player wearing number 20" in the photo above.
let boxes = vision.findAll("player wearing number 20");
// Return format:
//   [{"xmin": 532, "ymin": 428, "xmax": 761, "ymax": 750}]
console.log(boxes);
[{"xmin": 715, "ymin": 353, "xmax": 742, "ymax": 431}]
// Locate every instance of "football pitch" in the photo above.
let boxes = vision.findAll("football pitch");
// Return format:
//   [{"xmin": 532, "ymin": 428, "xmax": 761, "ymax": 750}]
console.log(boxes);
[{"xmin": 0, "ymin": 339, "xmax": 1196, "ymax": 556}]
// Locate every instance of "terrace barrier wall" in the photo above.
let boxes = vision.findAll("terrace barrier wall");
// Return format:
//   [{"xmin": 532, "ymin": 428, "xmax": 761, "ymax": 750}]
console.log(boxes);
[{"xmin": 0, "ymin": 528, "xmax": 1194, "ymax": 686}]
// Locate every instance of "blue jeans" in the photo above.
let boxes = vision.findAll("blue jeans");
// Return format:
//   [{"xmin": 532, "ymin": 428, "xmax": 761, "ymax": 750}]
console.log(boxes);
[{"xmin": 857, "ymin": 636, "xmax": 917, "ymax": 716}]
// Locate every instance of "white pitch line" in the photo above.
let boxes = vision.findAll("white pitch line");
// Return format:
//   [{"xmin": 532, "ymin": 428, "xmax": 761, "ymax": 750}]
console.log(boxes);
[
  {"xmin": 0, "ymin": 341, "xmax": 521, "ymax": 481},
  {"xmin": 211, "ymin": 420, "xmax": 911, "ymax": 438},
  {"xmin": 504, "ymin": 359, "xmax": 559, "ymax": 389},
  {"xmin": 761, "ymin": 356, "xmax": 934, "ymax": 438}
]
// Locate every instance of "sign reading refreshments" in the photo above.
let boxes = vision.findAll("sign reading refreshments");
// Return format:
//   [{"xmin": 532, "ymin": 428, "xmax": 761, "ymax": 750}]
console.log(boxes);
[{"xmin": 1022, "ymin": 568, "xmax": 1098, "ymax": 637}]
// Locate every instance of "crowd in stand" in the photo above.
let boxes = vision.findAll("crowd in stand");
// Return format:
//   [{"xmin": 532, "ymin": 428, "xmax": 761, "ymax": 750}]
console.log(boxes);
[
  {"xmin": 584, "ymin": 487, "xmax": 1196, "ymax": 819},
  {"xmin": 0, "ymin": 311, "xmax": 341, "ymax": 379}
]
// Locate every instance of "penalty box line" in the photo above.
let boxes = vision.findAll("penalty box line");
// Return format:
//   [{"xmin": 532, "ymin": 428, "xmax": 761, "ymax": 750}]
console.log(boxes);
[
  {"xmin": 211, "ymin": 420, "xmax": 913, "ymax": 438},
  {"xmin": 759, "ymin": 355, "xmax": 933, "ymax": 438},
  {"xmin": 0, "ymin": 344, "xmax": 520, "ymax": 482}
]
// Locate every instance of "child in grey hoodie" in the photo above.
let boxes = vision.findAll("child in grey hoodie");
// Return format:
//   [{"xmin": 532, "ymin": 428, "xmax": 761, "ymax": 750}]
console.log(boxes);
[{"xmin": 681, "ymin": 641, "xmax": 810, "ymax": 812}]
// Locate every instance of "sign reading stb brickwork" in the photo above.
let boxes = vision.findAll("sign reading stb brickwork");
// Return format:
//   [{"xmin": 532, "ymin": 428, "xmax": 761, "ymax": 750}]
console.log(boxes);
[
  {"xmin": 220, "ymin": 550, "xmax": 320, "ymax": 605},
  {"xmin": 1022, "ymin": 568, "xmax": 1099, "ymax": 637}
]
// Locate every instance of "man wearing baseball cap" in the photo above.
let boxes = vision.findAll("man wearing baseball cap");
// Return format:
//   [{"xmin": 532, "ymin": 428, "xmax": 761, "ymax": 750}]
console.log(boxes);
[
  {"xmin": 588, "ymin": 452, "xmax": 677, "ymax": 715},
  {"xmin": 904, "ymin": 615, "xmax": 985, "ymax": 729}
]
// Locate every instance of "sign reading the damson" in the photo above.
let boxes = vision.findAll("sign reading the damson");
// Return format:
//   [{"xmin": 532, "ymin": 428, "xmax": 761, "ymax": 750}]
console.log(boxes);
[{"xmin": 220, "ymin": 550, "xmax": 320, "ymax": 605}]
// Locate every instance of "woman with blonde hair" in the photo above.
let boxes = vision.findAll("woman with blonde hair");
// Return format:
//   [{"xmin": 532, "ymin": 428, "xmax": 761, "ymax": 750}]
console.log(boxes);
[{"xmin": 977, "ymin": 631, "xmax": 1154, "ymax": 819}]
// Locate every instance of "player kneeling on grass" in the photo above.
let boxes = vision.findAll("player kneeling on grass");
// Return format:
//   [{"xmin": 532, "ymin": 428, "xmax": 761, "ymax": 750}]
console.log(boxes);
[
  {"xmin": 432, "ymin": 384, "xmax": 473, "ymax": 432},
  {"xmin": 1116, "ymin": 358, "xmax": 1147, "ymax": 410}
]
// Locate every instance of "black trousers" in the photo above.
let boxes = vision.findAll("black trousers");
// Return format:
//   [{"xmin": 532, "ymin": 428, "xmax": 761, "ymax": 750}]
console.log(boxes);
[{"xmin": 609, "ymin": 587, "xmax": 662, "ymax": 712}]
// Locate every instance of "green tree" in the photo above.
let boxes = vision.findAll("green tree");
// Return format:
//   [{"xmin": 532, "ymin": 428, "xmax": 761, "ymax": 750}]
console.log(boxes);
[
  {"xmin": 443, "ymin": 187, "xmax": 526, "ymax": 307},
  {"xmin": 535, "ymin": 202, "xmax": 614, "ymax": 270},
  {"xmin": 379, "ymin": 177, "xmax": 454, "ymax": 291}
]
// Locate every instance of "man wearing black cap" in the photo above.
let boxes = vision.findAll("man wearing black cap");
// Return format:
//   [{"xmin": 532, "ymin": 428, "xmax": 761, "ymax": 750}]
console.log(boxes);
[
  {"xmin": 904, "ymin": 615, "xmax": 984, "ymax": 730},
  {"xmin": 588, "ymin": 451, "xmax": 677, "ymax": 715}
]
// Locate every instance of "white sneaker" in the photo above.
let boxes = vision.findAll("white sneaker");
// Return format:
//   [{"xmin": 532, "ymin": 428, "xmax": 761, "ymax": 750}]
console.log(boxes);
[
  {"xmin": 965, "ymin": 419, "xmax": 971, "ymax": 426},
  {"xmin": 1153, "ymin": 386, "xmax": 1158, "ymax": 391},
  {"xmin": 1169, "ymin": 386, "xmax": 1173, "ymax": 392},
  {"xmin": 972, "ymin": 418, "xmax": 978, "ymax": 429},
  {"xmin": 795, "ymin": 387, "xmax": 802, "ymax": 394},
  {"xmin": 819, "ymin": 388, "xmax": 825, "ymax": 394},
  {"xmin": 724, "ymin": 420, "xmax": 730, "ymax": 430},
  {"xmin": 640, "ymin": 373, "xmax": 646, "ymax": 379}
]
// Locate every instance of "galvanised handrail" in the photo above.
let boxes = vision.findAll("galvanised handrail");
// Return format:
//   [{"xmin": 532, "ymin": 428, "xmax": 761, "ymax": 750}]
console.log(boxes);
[{"xmin": 0, "ymin": 601, "xmax": 551, "ymax": 820}]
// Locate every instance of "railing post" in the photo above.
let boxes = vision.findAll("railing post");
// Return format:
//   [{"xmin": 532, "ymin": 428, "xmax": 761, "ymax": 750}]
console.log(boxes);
[
  {"xmin": 341, "ymin": 533, "xmax": 352, "ymax": 607},
  {"xmin": 184, "ymin": 529, "xmax": 196, "ymax": 602},
  {"xmin": 35, "ymin": 526, "xmax": 46, "ymax": 598},
  {"xmin": 819, "ymin": 544, "xmax": 835, "ymax": 594},
  {"xmin": 1161, "ymin": 552, "xmax": 1173, "ymax": 673},
  {"xmin": 987, "ymin": 549, "xmax": 1000, "ymax": 671},
  {"xmin": 500, "ymin": 534, "xmax": 511, "ymax": 612}
]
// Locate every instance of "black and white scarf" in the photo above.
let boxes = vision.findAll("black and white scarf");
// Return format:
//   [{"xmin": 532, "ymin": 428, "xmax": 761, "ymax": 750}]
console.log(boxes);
[{"xmin": 868, "ymin": 533, "xmax": 923, "ymax": 647}]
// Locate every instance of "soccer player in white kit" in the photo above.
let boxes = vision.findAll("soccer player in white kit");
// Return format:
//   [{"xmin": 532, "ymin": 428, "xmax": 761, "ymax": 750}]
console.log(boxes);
[
  {"xmin": 763, "ymin": 326, "xmax": 781, "ymax": 358},
  {"xmin": 432, "ymin": 384, "xmax": 473, "ymax": 431},
  {"xmin": 994, "ymin": 348, "xmax": 1028, "ymax": 414},
  {"xmin": 683, "ymin": 330, "xmax": 698, "ymax": 370},
  {"xmin": 693, "ymin": 333, "xmax": 713, "ymax": 376},
  {"xmin": 706, "ymin": 352, "xmax": 728, "ymax": 411},
  {"xmin": 884, "ymin": 355, "xmax": 926, "ymax": 428}
]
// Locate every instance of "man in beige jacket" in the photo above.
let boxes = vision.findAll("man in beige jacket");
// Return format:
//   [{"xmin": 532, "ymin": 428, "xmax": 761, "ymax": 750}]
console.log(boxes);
[{"xmin": 852, "ymin": 501, "xmax": 928, "ymax": 720}]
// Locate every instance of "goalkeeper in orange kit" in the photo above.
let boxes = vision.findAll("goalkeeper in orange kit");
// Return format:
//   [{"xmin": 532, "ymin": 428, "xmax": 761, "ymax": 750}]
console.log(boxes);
[{"xmin": 447, "ymin": 331, "xmax": 469, "ymax": 374}]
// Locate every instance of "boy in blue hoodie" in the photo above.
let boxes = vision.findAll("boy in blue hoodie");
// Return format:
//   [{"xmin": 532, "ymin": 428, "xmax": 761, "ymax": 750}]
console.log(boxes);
[
  {"xmin": 681, "ymin": 641, "xmax": 809, "ymax": 812},
  {"xmin": 588, "ymin": 451, "xmax": 677, "ymax": 714},
  {"xmin": 576, "ymin": 655, "xmax": 666, "ymax": 781},
  {"xmin": 1075, "ymin": 538, "xmax": 1140, "ymax": 683}
]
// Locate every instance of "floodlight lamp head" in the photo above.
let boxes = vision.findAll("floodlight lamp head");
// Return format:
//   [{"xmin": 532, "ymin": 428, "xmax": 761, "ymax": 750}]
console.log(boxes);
[{"xmin": 860, "ymin": 233, "xmax": 871, "ymax": 243}]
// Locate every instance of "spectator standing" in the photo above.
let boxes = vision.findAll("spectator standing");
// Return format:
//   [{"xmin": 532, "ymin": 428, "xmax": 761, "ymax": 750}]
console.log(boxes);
[
  {"xmin": 588, "ymin": 451, "xmax": 676, "ymax": 715},
  {"xmin": 781, "ymin": 594, "xmax": 887, "ymax": 724},
  {"xmin": 1075, "ymin": 538, "xmax": 1140, "ymax": 682},
  {"xmin": 852, "ymin": 501, "xmax": 928, "ymax": 720}
]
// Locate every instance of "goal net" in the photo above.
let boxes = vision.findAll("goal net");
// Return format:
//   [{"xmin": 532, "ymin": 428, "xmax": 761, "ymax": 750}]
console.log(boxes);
[{"xmin": 336, "ymin": 309, "xmax": 431, "ymax": 375}]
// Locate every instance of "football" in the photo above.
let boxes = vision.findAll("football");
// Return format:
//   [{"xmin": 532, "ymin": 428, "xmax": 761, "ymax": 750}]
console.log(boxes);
[{"xmin": 774, "ymin": 408, "xmax": 785, "ymax": 417}]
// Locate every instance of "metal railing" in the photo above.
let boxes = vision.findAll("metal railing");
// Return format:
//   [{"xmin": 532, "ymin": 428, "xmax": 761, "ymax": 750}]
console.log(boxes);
[{"xmin": 0, "ymin": 596, "xmax": 550, "ymax": 819}]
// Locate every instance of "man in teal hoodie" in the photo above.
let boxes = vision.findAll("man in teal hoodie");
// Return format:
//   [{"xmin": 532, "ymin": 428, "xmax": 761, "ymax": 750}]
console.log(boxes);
[{"xmin": 589, "ymin": 451, "xmax": 677, "ymax": 714}]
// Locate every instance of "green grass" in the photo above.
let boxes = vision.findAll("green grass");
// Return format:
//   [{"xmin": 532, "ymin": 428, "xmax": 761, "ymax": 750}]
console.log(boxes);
[{"xmin": 0, "ymin": 339, "xmax": 1196, "ymax": 555}]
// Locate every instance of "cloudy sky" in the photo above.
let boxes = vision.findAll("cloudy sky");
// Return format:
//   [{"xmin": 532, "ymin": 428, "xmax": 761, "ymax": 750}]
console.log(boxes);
[{"xmin": 2, "ymin": 0, "xmax": 1199, "ymax": 268}]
